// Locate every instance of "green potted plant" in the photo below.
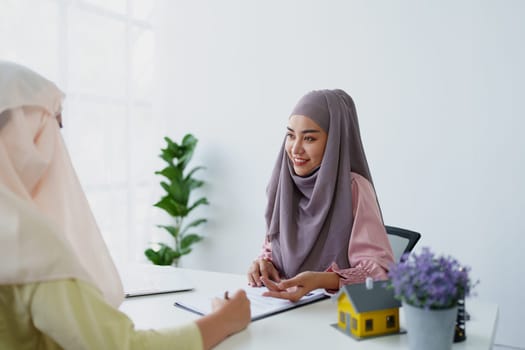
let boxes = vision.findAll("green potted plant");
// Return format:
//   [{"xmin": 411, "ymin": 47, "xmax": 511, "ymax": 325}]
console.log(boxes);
[{"xmin": 144, "ymin": 134, "xmax": 209, "ymax": 266}]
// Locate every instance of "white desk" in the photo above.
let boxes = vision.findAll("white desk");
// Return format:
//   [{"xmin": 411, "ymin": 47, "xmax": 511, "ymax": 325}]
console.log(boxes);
[{"xmin": 120, "ymin": 268, "xmax": 499, "ymax": 350}]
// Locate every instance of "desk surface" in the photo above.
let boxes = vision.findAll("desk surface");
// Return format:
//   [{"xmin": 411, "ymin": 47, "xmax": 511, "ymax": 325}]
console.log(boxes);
[{"xmin": 120, "ymin": 268, "xmax": 498, "ymax": 350}]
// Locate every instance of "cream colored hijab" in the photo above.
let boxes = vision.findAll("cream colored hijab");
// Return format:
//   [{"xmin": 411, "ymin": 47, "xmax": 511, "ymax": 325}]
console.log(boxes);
[{"xmin": 0, "ymin": 61, "xmax": 123, "ymax": 307}]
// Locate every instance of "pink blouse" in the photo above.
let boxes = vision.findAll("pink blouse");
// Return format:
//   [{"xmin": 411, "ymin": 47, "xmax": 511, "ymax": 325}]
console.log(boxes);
[{"xmin": 258, "ymin": 172, "xmax": 395, "ymax": 289}]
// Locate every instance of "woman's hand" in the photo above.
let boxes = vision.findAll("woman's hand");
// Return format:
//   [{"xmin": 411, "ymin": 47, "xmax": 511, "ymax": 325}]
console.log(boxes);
[
  {"xmin": 261, "ymin": 271, "xmax": 339, "ymax": 302},
  {"xmin": 247, "ymin": 258, "xmax": 280, "ymax": 287},
  {"xmin": 197, "ymin": 289, "xmax": 251, "ymax": 350},
  {"xmin": 211, "ymin": 289, "xmax": 251, "ymax": 333}
]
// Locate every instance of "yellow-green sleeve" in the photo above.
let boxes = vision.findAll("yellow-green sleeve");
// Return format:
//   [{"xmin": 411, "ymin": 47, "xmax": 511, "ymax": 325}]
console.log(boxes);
[{"xmin": 30, "ymin": 279, "xmax": 204, "ymax": 350}]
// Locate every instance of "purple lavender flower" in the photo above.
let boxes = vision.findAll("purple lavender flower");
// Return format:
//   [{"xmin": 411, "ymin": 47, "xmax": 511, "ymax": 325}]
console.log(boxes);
[{"xmin": 386, "ymin": 247, "xmax": 478, "ymax": 309}]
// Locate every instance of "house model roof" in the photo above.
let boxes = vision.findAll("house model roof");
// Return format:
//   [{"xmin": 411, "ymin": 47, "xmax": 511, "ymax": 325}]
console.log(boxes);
[{"xmin": 333, "ymin": 280, "xmax": 401, "ymax": 313}]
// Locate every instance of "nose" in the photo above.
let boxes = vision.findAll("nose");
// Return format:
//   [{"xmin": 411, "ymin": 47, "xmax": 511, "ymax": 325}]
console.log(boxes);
[{"xmin": 291, "ymin": 139, "xmax": 303, "ymax": 155}]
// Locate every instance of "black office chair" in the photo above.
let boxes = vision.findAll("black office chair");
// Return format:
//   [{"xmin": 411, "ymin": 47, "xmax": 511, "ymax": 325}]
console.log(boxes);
[{"xmin": 385, "ymin": 225, "xmax": 421, "ymax": 262}]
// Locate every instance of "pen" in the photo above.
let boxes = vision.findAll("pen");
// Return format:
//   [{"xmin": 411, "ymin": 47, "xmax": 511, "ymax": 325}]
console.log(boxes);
[{"xmin": 224, "ymin": 291, "xmax": 229, "ymax": 300}]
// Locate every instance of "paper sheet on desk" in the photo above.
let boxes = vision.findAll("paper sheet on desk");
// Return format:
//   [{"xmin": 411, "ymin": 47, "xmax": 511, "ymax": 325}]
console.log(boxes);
[
  {"xmin": 174, "ymin": 286, "xmax": 329, "ymax": 321},
  {"xmin": 117, "ymin": 263, "xmax": 195, "ymax": 297}
]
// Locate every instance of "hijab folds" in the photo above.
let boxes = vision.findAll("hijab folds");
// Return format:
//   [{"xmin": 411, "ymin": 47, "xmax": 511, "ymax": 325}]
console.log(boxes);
[
  {"xmin": 265, "ymin": 89, "xmax": 379, "ymax": 278},
  {"xmin": 0, "ymin": 61, "xmax": 123, "ymax": 307}
]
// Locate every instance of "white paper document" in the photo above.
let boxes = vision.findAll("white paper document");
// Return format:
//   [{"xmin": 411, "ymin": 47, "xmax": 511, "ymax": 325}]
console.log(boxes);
[
  {"xmin": 117, "ymin": 263, "xmax": 195, "ymax": 298},
  {"xmin": 174, "ymin": 286, "xmax": 328, "ymax": 321}
]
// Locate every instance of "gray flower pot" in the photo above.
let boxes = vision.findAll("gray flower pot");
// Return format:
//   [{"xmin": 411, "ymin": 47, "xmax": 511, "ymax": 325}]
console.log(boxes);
[{"xmin": 403, "ymin": 302, "xmax": 458, "ymax": 350}]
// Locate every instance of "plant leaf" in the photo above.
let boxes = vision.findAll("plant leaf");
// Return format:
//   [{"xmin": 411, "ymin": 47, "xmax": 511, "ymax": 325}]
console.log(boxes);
[
  {"xmin": 187, "ymin": 197, "xmax": 209, "ymax": 214},
  {"xmin": 156, "ymin": 166, "xmax": 183, "ymax": 182},
  {"xmin": 154, "ymin": 196, "xmax": 178, "ymax": 217},
  {"xmin": 160, "ymin": 148, "xmax": 174, "ymax": 165},
  {"xmin": 169, "ymin": 181, "xmax": 190, "ymax": 206},
  {"xmin": 179, "ymin": 247, "xmax": 192, "ymax": 256},
  {"xmin": 157, "ymin": 243, "xmax": 180, "ymax": 265},
  {"xmin": 154, "ymin": 196, "xmax": 189, "ymax": 217},
  {"xmin": 179, "ymin": 134, "xmax": 197, "ymax": 170},
  {"xmin": 157, "ymin": 225, "xmax": 180, "ymax": 238},
  {"xmin": 181, "ymin": 233, "xmax": 203, "ymax": 250},
  {"xmin": 160, "ymin": 181, "xmax": 172, "ymax": 196},
  {"xmin": 186, "ymin": 178, "xmax": 204, "ymax": 191},
  {"xmin": 145, "ymin": 248, "xmax": 161, "ymax": 265},
  {"xmin": 185, "ymin": 166, "xmax": 205, "ymax": 179},
  {"xmin": 165, "ymin": 137, "xmax": 184, "ymax": 158},
  {"xmin": 182, "ymin": 134, "xmax": 197, "ymax": 148},
  {"xmin": 181, "ymin": 218, "xmax": 207, "ymax": 235}
]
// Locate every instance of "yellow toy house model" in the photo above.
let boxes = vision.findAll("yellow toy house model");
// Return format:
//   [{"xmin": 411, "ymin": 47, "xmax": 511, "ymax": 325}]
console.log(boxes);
[{"xmin": 333, "ymin": 278, "xmax": 401, "ymax": 339}]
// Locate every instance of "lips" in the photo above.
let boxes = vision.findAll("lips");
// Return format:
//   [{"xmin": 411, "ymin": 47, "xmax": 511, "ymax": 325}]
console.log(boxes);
[{"xmin": 293, "ymin": 157, "xmax": 308, "ymax": 166}]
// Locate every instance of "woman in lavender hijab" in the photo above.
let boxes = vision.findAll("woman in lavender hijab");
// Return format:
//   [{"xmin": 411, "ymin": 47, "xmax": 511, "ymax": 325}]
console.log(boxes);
[{"xmin": 247, "ymin": 89, "xmax": 395, "ymax": 301}]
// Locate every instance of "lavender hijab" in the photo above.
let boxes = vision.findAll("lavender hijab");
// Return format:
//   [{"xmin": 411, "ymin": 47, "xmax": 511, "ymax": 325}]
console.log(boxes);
[{"xmin": 265, "ymin": 89, "xmax": 379, "ymax": 278}]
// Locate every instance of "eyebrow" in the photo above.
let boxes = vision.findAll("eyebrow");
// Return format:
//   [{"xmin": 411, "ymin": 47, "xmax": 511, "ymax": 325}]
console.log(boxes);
[{"xmin": 287, "ymin": 126, "xmax": 322, "ymax": 134}]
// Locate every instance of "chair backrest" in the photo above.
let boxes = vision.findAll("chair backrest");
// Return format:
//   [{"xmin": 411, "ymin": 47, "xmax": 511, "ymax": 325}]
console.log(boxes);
[{"xmin": 385, "ymin": 225, "xmax": 422, "ymax": 262}]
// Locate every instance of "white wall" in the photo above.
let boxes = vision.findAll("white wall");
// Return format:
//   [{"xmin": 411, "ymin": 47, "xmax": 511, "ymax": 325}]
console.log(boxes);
[{"xmin": 155, "ymin": 0, "xmax": 525, "ymax": 347}]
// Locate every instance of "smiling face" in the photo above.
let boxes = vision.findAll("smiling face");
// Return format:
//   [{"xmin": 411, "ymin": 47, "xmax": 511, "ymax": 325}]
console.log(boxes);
[{"xmin": 285, "ymin": 115, "xmax": 328, "ymax": 176}]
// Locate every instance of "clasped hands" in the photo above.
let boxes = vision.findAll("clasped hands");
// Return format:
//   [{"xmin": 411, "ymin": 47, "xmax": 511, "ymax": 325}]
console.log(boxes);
[{"xmin": 247, "ymin": 258, "xmax": 330, "ymax": 302}]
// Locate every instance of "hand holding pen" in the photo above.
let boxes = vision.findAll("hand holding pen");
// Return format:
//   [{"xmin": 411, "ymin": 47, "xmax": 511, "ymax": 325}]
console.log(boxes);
[{"xmin": 196, "ymin": 289, "xmax": 251, "ymax": 349}]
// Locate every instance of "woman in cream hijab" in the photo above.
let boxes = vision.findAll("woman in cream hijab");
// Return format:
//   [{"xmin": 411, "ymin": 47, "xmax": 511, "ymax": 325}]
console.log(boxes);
[
  {"xmin": 247, "ymin": 89, "xmax": 394, "ymax": 301},
  {"xmin": 0, "ymin": 61, "xmax": 250, "ymax": 350}
]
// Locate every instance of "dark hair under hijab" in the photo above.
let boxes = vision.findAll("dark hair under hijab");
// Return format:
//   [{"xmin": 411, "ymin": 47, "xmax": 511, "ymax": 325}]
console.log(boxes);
[{"xmin": 264, "ymin": 89, "xmax": 380, "ymax": 278}]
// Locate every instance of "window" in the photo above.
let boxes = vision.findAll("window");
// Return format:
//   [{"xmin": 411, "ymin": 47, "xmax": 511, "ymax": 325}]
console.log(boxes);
[
  {"xmin": 0, "ymin": 0, "xmax": 159, "ymax": 263},
  {"xmin": 352, "ymin": 317, "xmax": 358, "ymax": 330},
  {"xmin": 365, "ymin": 319, "xmax": 374, "ymax": 332},
  {"xmin": 339, "ymin": 311, "xmax": 345, "ymax": 324},
  {"xmin": 386, "ymin": 314, "xmax": 396, "ymax": 329}
]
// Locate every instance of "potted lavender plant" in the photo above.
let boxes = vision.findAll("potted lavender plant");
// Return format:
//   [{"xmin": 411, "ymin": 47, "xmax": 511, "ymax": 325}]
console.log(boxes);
[{"xmin": 387, "ymin": 247, "xmax": 477, "ymax": 350}]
